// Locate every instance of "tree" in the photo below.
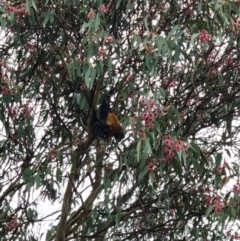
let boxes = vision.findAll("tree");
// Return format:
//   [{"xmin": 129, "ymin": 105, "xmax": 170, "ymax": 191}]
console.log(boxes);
[{"xmin": 1, "ymin": 0, "xmax": 240, "ymax": 240}]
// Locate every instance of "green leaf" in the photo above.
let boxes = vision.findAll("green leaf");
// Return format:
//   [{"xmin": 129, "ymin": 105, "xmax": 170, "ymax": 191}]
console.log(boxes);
[
  {"xmin": 22, "ymin": 167, "xmax": 33, "ymax": 182},
  {"xmin": 167, "ymin": 25, "xmax": 179, "ymax": 40},
  {"xmin": 174, "ymin": 44, "xmax": 181, "ymax": 62},
  {"xmin": 25, "ymin": 0, "xmax": 30, "ymax": 12},
  {"xmin": 230, "ymin": 206, "xmax": 237, "ymax": 219},
  {"xmin": 159, "ymin": 87, "xmax": 166, "ymax": 98},
  {"xmin": 136, "ymin": 139, "xmax": 142, "ymax": 162},
  {"xmin": 84, "ymin": 65, "xmax": 91, "ymax": 88},
  {"xmin": 216, "ymin": 153, "xmax": 222, "ymax": 167},
  {"xmin": 190, "ymin": 142, "xmax": 200, "ymax": 153},
  {"xmin": 214, "ymin": 174, "xmax": 221, "ymax": 189},
  {"xmin": 35, "ymin": 172, "xmax": 42, "ymax": 189},
  {"xmin": 225, "ymin": 115, "xmax": 233, "ymax": 137},
  {"xmin": 90, "ymin": 67, "xmax": 96, "ymax": 85},
  {"xmin": 74, "ymin": 93, "xmax": 81, "ymax": 106},
  {"xmin": 115, "ymin": 209, "xmax": 121, "ymax": 226},
  {"xmin": 172, "ymin": 158, "xmax": 182, "ymax": 175},
  {"xmin": 143, "ymin": 138, "xmax": 152, "ymax": 158},
  {"xmin": 190, "ymin": 155, "xmax": 202, "ymax": 173},
  {"xmin": 97, "ymin": 59, "xmax": 103, "ymax": 76},
  {"xmin": 42, "ymin": 10, "xmax": 54, "ymax": 26},
  {"xmin": 132, "ymin": 35, "xmax": 142, "ymax": 49},
  {"xmin": 205, "ymin": 205, "xmax": 214, "ymax": 218},
  {"xmin": 156, "ymin": 36, "xmax": 163, "ymax": 54},
  {"xmin": 31, "ymin": 0, "xmax": 37, "ymax": 11},
  {"xmin": 108, "ymin": 58, "xmax": 112, "ymax": 74},
  {"xmin": 94, "ymin": 14, "xmax": 101, "ymax": 30},
  {"xmin": 191, "ymin": 33, "xmax": 199, "ymax": 44},
  {"xmin": 143, "ymin": 17, "xmax": 149, "ymax": 33},
  {"xmin": 56, "ymin": 168, "xmax": 62, "ymax": 183},
  {"xmin": 103, "ymin": 176, "xmax": 111, "ymax": 189},
  {"xmin": 138, "ymin": 167, "xmax": 148, "ymax": 181},
  {"xmin": 174, "ymin": 30, "xmax": 184, "ymax": 42}
]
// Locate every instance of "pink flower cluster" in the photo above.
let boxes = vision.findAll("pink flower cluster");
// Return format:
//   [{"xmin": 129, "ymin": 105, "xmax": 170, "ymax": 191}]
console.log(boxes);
[
  {"xmin": 186, "ymin": 98, "xmax": 196, "ymax": 106},
  {"xmin": 125, "ymin": 74, "xmax": 135, "ymax": 83},
  {"xmin": 8, "ymin": 216, "xmax": 18, "ymax": 232},
  {"xmin": 50, "ymin": 151, "xmax": 56, "ymax": 160},
  {"xmin": 224, "ymin": 56, "xmax": 234, "ymax": 66},
  {"xmin": 227, "ymin": 231, "xmax": 240, "ymax": 240},
  {"xmin": 210, "ymin": 69, "xmax": 218, "ymax": 76},
  {"xmin": 216, "ymin": 166, "xmax": 224, "ymax": 175},
  {"xmin": 98, "ymin": 4, "xmax": 109, "ymax": 13},
  {"xmin": 74, "ymin": 137, "xmax": 86, "ymax": 146},
  {"xmin": 196, "ymin": 113, "xmax": 206, "ymax": 121},
  {"xmin": 140, "ymin": 98, "xmax": 159, "ymax": 131},
  {"xmin": 24, "ymin": 43, "xmax": 37, "ymax": 51},
  {"xmin": 164, "ymin": 135, "xmax": 189, "ymax": 162},
  {"xmin": 233, "ymin": 182, "xmax": 240, "ymax": 195},
  {"xmin": 87, "ymin": 10, "xmax": 95, "ymax": 19},
  {"xmin": 185, "ymin": 8, "xmax": 193, "ymax": 17},
  {"xmin": 0, "ymin": 60, "xmax": 12, "ymax": 72},
  {"xmin": 1, "ymin": 85, "xmax": 11, "ymax": 95},
  {"xmin": 8, "ymin": 106, "xmax": 18, "ymax": 118},
  {"xmin": 198, "ymin": 30, "xmax": 212, "ymax": 42},
  {"xmin": 214, "ymin": 200, "xmax": 224, "ymax": 212},
  {"xmin": 169, "ymin": 209, "xmax": 175, "ymax": 216},
  {"xmin": 97, "ymin": 47, "xmax": 106, "ymax": 58},
  {"xmin": 216, "ymin": 161, "xmax": 228, "ymax": 175},
  {"xmin": 204, "ymin": 194, "xmax": 212, "ymax": 206},
  {"xmin": 21, "ymin": 105, "xmax": 33, "ymax": 117},
  {"xmin": 6, "ymin": 3, "xmax": 26, "ymax": 14},
  {"xmin": 138, "ymin": 128, "xmax": 146, "ymax": 139},
  {"xmin": 105, "ymin": 36, "xmax": 113, "ymax": 43},
  {"xmin": 80, "ymin": 84, "xmax": 86, "ymax": 90},
  {"xmin": 7, "ymin": 104, "xmax": 33, "ymax": 119},
  {"xmin": 146, "ymin": 162, "xmax": 158, "ymax": 172},
  {"xmin": 204, "ymin": 195, "xmax": 224, "ymax": 212},
  {"xmin": 161, "ymin": 78, "xmax": 177, "ymax": 89},
  {"xmin": 233, "ymin": 22, "xmax": 240, "ymax": 30},
  {"xmin": 146, "ymin": 160, "xmax": 160, "ymax": 182}
]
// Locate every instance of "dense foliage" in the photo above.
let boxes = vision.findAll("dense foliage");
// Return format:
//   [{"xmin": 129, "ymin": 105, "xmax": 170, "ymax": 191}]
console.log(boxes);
[{"xmin": 1, "ymin": 0, "xmax": 240, "ymax": 240}]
